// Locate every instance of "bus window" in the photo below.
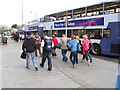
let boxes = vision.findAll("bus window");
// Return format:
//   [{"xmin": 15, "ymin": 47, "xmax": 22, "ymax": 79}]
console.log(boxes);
[
  {"xmin": 73, "ymin": 30, "xmax": 79, "ymax": 36},
  {"xmin": 86, "ymin": 29, "xmax": 102, "ymax": 39},
  {"xmin": 103, "ymin": 29, "xmax": 111, "ymax": 38},
  {"xmin": 77, "ymin": 30, "xmax": 86, "ymax": 38},
  {"xmin": 116, "ymin": 8, "xmax": 120, "ymax": 13},
  {"xmin": 52, "ymin": 30, "xmax": 58, "ymax": 37},
  {"xmin": 43, "ymin": 30, "xmax": 48, "ymax": 35},
  {"xmin": 67, "ymin": 30, "xmax": 72, "ymax": 38},
  {"xmin": 58, "ymin": 30, "xmax": 65, "ymax": 37}
]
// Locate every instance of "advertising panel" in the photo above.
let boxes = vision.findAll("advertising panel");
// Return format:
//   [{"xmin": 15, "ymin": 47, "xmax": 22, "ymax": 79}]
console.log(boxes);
[
  {"xmin": 54, "ymin": 17, "xmax": 104, "ymax": 28},
  {"xmin": 26, "ymin": 26, "xmax": 38, "ymax": 31}
]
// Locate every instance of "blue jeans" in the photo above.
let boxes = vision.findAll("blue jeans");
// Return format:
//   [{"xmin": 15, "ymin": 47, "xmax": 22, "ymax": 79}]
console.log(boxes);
[
  {"xmin": 88, "ymin": 51, "xmax": 92, "ymax": 63},
  {"xmin": 70, "ymin": 51, "xmax": 78, "ymax": 65},
  {"xmin": 61, "ymin": 49, "xmax": 68, "ymax": 61},
  {"xmin": 41, "ymin": 53, "xmax": 52, "ymax": 70},
  {"xmin": 26, "ymin": 52, "xmax": 38, "ymax": 68}
]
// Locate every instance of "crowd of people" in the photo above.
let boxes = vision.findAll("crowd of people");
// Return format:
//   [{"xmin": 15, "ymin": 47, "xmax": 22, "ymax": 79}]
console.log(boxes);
[{"xmin": 22, "ymin": 32, "xmax": 92, "ymax": 71}]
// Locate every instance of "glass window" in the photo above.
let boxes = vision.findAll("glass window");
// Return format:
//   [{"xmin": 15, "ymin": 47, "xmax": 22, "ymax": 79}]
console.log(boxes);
[
  {"xmin": 103, "ymin": 29, "xmax": 111, "ymax": 38},
  {"xmin": 86, "ymin": 29, "xmax": 102, "ymax": 39},
  {"xmin": 67, "ymin": 30, "xmax": 72, "ymax": 38},
  {"xmin": 73, "ymin": 30, "xmax": 78, "ymax": 35},
  {"xmin": 58, "ymin": 30, "xmax": 65, "ymax": 37},
  {"xmin": 43, "ymin": 30, "xmax": 48, "ymax": 34},
  {"xmin": 116, "ymin": 8, "xmax": 120, "ymax": 13},
  {"xmin": 52, "ymin": 30, "xmax": 58, "ymax": 37}
]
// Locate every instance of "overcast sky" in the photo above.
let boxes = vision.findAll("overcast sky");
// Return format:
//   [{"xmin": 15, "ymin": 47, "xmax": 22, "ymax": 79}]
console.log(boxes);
[{"xmin": 0, "ymin": 0, "xmax": 115, "ymax": 27}]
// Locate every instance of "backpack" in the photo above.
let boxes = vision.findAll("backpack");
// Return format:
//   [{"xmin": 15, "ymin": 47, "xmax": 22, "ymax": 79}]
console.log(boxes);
[
  {"xmin": 36, "ymin": 39, "xmax": 41, "ymax": 44},
  {"xmin": 77, "ymin": 43, "xmax": 81, "ymax": 52},
  {"xmin": 44, "ymin": 38, "xmax": 52, "ymax": 52}
]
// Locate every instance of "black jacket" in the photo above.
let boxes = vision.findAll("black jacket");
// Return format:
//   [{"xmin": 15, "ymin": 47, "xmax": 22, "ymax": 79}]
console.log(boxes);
[{"xmin": 22, "ymin": 36, "xmax": 37, "ymax": 52}]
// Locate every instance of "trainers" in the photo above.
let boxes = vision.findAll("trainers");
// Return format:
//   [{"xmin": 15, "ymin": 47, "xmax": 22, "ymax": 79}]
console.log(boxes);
[
  {"xmin": 88, "ymin": 60, "xmax": 91, "ymax": 66},
  {"xmin": 64, "ymin": 60, "xmax": 67, "ymax": 62},
  {"xmin": 65, "ymin": 58, "xmax": 68, "ymax": 62},
  {"xmin": 71, "ymin": 65, "xmax": 75, "ymax": 68},
  {"xmin": 55, "ymin": 54, "xmax": 57, "ymax": 56},
  {"xmin": 35, "ymin": 67, "xmax": 38, "ymax": 71},
  {"xmin": 26, "ymin": 66, "xmax": 29, "ymax": 69},
  {"xmin": 90, "ymin": 60, "xmax": 92, "ymax": 63},
  {"xmin": 88, "ymin": 63, "xmax": 91, "ymax": 66},
  {"xmin": 48, "ymin": 69, "xmax": 52, "ymax": 71},
  {"xmin": 81, "ymin": 60, "xmax": 83, "ymax": 63},
  {"xmin": 40, "ymin": 63, "xmax": 44, "ymax": 68}
]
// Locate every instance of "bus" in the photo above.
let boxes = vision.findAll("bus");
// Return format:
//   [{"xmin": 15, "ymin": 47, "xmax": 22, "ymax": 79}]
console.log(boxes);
[{"xmin": 40, "ymin": 1, "xmax": 120, "ymax": 56}]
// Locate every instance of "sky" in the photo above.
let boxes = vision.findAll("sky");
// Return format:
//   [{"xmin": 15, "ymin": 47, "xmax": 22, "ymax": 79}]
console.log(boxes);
[{"xmin": 0, "ymin": 0, "xmax": 116, "ymax": 27}]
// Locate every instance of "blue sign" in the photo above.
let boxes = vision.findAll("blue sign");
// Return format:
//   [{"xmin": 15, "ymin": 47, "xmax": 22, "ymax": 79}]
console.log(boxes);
[{"xmin": 28, "ymin": 26, "xmax": 38, "ymax": 30}]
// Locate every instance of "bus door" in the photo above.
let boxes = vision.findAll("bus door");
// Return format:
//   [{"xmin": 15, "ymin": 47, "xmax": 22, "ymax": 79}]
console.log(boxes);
[{"xmin": 100, "ymin": 22, "xmax": 120, "ymax": 56}]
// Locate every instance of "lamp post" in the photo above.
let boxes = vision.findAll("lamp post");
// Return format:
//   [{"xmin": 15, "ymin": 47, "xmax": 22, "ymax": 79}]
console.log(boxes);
[
  {"xmin": 22, "ymin": 0, "xmax": 23, "ymax": 30},
  {"xmin": 65, "ymin": 18, "xmax": 68, "ymax": 38},
  {"xmin": 65, "ymin": 11, "xmax": 68, "ymax": 38}
]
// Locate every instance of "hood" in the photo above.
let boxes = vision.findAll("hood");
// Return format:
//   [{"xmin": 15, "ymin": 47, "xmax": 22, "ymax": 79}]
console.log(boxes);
[
  {"xmin": 26, "ymin": 36, "xmax": 33, "ymax": 39},
  {"xmin": 44, "ymin": 37, "xmax": 51, "ymax": 39}
]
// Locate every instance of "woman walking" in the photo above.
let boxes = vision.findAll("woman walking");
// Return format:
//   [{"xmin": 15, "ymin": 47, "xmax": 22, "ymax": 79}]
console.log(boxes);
[
  {"xmin": 81, "ymin": 35, "xmax": 91, "ymax": 66},
  {"xmin": 60, "ymin": 34, "xmax": 68, "ymax": 62},
  {"xmin": 67, "ymin": 35, "xmax": 81, "ymax": 68}
]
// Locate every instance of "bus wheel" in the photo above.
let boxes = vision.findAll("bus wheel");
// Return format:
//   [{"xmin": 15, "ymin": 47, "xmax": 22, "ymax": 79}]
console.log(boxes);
[{"xmin": 91, "ymin": 44, "xmax": 101, "ymax": 55}]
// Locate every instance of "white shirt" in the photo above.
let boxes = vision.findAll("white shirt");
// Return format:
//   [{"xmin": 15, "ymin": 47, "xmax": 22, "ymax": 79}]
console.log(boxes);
[{"xmin": 41, "ymin": 37, "xmax": 54, "ymax": 48}]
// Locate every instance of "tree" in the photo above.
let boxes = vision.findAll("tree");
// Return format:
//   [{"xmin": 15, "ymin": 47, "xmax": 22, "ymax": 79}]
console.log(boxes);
[
  {"xmin": 0, "ymin": 29, "xmax": 3, "ymax": 34},
  {"xmin": 11, "ymin": 24, "xmax": 18, "ymax": 29},
  {"xmin": 0, "ymin": 24, "xmax": 8, "ymax": 34}
]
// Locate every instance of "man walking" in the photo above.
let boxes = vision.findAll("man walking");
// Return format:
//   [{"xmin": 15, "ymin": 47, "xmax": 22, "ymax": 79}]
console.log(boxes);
[
  {"xmin": 40, "ymin": 34, "xmax": 53, "ymax": 71},
  {"xmin": 60, "ymin": 34, "xmax": 68, "ymax": 62},
  {"xmin": 22, "ymin": 32, "xmax": 38, "ymax": 71}
]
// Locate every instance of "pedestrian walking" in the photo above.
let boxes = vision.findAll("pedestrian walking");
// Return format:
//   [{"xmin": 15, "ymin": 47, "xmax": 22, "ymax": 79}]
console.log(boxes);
[
  {"xmin": 60, "ymin": 34, "xmax": 68, "ymax": 62},
  {"xmin": 81, "ymin": 35, "xmax": 91, "ymax": 66},
  {"xmin": 40, "ymin": 34, "xmax": 53, "ymax": 71},
  {"xmin": 76, "ymin": 36, "xmax": 81, "ymax": 44},
  {"xmin": 52, "ymin": 35, "xmax": 58, "ymax": 56},
  {"xmin": 14, "ymin": 34, "xmax": 19, "ymax": 42},
  {"xmin": 34, "ymin": 32, "xmax": 42, "ymax": 57},
  {"xmin": 76, "ymin": 36, "xmax": 82, "ymax": 63},
  {"xmin": 67, "ymin": 35, "xmax": 81, "ymax": 68},
  {"xmin": 2, "ymin": 36, "xmax": 7, "ymax": 45},
  {"xmin": 87, "ymin": 35, "xmax": 93, "ymax": 63},
  {"xmin": 22, "ymin": 32, "xmax": 38, "ymax": 71}
]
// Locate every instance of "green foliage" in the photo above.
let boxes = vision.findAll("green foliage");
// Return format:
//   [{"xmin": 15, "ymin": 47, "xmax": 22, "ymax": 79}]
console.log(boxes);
[
  {"xmin": 0, "ymin": 29, "xmax": 3, "ymax": 34},
  {"xmin": 11, "ymin": 24, "xmax": 18, "ymax": 29}
]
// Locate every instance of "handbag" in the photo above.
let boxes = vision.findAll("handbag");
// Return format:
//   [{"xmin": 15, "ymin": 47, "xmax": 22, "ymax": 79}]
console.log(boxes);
[
  {"xmin": 81, "ymin": 46, "xmax": 86, "ymax": 55},
  {"xmin": 20, "ymin": 51, "xmax": 26, "ymax": 59}
]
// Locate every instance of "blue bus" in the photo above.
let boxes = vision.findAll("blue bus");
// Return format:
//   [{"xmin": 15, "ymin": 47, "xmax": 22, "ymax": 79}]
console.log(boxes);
[{"xmin": 40, "ymin": 1, "xmax": 120, "ymax": 56}]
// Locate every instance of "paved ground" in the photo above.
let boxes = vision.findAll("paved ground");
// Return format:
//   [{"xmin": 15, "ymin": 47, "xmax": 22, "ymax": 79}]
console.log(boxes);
[{"xmin": 1, "ymin": 38, "xmax": 118, "ymax": 88}]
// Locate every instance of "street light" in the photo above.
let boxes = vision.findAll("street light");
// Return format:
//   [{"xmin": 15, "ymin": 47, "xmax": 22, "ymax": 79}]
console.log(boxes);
[{"xmin": 22, "ymin": 0, "xmax": 23, "ymax": 30}]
